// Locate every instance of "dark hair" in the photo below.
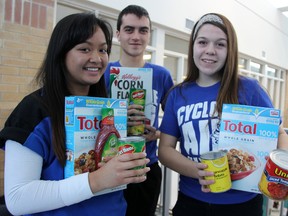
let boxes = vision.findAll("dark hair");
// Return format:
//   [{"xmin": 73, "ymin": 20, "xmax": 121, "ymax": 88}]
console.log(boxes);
[
  {"xmin": 117, "ymin": 5, "xmax": 151, "ymax": 31},
  {"xmin": 182, "ymin": 13, "xmax": 239, "ymax": 117},
  {"xmin": 35, "ymin": 12, "xmax": 113, "ymax": 166}
]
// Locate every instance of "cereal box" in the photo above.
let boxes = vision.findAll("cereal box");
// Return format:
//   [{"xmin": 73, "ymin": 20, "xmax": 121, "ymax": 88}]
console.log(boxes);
[
  {"xmin": 109, "ymin": 66, "xmax": 153, "ymax": 124},
  {"xmin": 64, "ymin": 96, "xmax": 127, "ymax": 195},
  {"xmin": 218, "ymin": 104, "xmax": 281, "ymax": 193}
]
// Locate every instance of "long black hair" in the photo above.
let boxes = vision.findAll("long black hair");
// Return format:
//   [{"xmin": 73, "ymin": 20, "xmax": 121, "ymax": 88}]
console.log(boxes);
[{"xmin": 35, "ymin": 12, "xmax": 113, "ymax": 166}]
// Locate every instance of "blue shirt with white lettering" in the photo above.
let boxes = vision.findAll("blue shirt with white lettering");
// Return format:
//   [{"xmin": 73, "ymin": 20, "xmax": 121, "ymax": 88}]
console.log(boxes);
[{"xmin": 159, "ymin": 76, "xmax": 273, "ymax": 204}]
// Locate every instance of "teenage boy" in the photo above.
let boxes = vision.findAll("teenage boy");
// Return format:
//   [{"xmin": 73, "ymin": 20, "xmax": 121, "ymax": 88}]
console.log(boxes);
[{"xmin": 105, "ymin": 5, "xmax": 174, "ymax": 216}]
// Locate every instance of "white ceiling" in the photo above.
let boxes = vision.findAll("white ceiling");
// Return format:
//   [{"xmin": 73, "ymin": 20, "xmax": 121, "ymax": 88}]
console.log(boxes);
[{"xmin": 267, "ymin": 0, "xmax": 288, "ymax": 17}]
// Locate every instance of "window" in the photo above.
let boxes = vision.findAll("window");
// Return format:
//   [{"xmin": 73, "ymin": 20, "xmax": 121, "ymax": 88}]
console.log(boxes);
[
  {"xmin": 239, "ymin": 58, "xmax": 246, "ymax": 69},
  {"xmin": 56, "ymin": 4, "xmax": 85, "ymax": 22},
  {"xmin": 164, "ymin": 55, "xmax": 178, "ymax": 81},
  {"xmin": 165, "ymin": 35, "xmax": 189, "ymax": 54},
  {"xmin": 109, "ymin": 44, "xmax": 121, "ymax": 62},
  {"xmin": 100, "ymin": 15, "xmax": 118, "ymax": 38},
  {"xmin": 267, "ymin": 66, "xmax": 276, "ymax": 77},
  {"xmin": 250, "ymin": 61, "xmax": 261, "ymax": 73},
  {"xmin": 183, "ymin": 58, "xmax": 188, "ymax": 80}
]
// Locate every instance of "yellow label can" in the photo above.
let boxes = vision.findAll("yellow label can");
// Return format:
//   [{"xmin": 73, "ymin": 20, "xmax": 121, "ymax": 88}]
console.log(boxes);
[{"xmin": 201, "ymin": 151, "xmax": 231, "ymax": 193}]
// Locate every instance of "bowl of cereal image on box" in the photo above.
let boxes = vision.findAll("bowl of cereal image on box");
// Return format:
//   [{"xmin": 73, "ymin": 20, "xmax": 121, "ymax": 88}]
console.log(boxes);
[
  {"xmin": 74, "ymin": 149, "xmax": 96, "ymax": 175},
  {"xmin": 220, "ymin": 147, "xmax": 261, "ymax": 181}
]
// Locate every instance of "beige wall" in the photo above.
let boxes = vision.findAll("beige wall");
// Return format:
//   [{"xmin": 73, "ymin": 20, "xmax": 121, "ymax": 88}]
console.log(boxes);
[{"xmin": 0, "ymin": 0, "xmax": 56, "ymax": 196}]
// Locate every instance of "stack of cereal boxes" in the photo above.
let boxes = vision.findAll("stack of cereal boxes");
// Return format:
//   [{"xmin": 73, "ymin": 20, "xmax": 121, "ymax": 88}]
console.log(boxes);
[{"xmin": 64, "ymin": 96, "xmax": 127, "ymax": 195}]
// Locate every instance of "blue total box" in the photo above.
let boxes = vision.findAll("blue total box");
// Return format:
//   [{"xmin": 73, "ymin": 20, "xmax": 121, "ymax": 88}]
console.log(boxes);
[
  {"xmin": 219, "ymin": 104, "xmax": 280, "ymax": 193},
  {"xmin": 64, "ymin": 96, "xmax": 127, "ymax": 179}
]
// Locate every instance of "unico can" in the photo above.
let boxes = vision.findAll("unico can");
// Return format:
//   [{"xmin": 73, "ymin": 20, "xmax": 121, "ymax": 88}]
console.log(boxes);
[
  {"xmin": 118, "ymin": 136, "xmax": 146, "ymax": 169},
  {"xmin": 201, "ymin": 151, "xmax": 231, "ymax": 193},
  {"xmin": 258, "ymin": 149, "xmax": 288, "ymax": 200}
]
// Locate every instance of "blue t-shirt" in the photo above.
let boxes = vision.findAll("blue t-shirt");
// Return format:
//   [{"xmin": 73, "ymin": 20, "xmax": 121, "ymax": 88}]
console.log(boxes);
[
  {"xmin": 159, "ymin": 76, "xmax": 274, "ymax": 204},
  {"xmin": 104, "ymin": 61, "xmax": 174, "ymax": 165},
  {"xmin": 0, "ymin": 89, "xmax": 126, "ymax": 216}
]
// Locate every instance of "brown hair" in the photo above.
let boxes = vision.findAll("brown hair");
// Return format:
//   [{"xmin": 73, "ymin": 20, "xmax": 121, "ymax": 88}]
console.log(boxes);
[{"xmin": 181, "ymin": 13, "xmax": 239, "ymax": 117}]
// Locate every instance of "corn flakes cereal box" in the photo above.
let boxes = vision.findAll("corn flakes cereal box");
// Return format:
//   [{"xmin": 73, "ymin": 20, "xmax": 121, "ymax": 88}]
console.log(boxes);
[
  {"xmin": 218, "ymin": 104, "xmax": 280, "ymax": 193},
  {"xmin": 109, "ymin": 66, "xmax": 153, "ymax": 126},
  {"xmin": 64, "ymin": 96, "xmax": 127, "ymax": 195}
]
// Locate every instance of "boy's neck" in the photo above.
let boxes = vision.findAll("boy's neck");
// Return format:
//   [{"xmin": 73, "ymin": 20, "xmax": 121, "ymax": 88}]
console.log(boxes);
[{"xmin": 119, "ymin": 55, "xmax": 146, "ymax": 68}]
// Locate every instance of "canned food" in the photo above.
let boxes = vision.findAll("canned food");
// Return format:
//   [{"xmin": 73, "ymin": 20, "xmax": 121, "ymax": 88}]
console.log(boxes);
[
  {"xmin": 128, "ymin": 89, "xmax": 146, "ymax": 136},
  {"xmin": 201, "ymin": 151, "xmax": 232, "ymax": 193},
  {"xmin": 118, "ymin": 136, "xmax": 146, "ymax": 170},
  {"xmin": 258, "ymin": 149, "xmax": 288, "ymax": 200}
]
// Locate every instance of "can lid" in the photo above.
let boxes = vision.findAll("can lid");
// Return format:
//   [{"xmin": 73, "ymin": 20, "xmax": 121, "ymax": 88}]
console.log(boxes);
[
  {"xmin": 200, "ymin": 151, "xmax": 226, "ymax": 160},
  {"xmin": 270, "ymin": 149, "xmax": 288, "ymax": 170},
  {"xmin": 118, "ymin": 136, "xmax": 145, "ymax": 142}
]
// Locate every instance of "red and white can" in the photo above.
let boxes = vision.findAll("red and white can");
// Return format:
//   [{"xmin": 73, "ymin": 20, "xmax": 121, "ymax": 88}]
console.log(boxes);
[{"xmin": 258, "ymin": 149, "xmax": 288, "ymax": 200}]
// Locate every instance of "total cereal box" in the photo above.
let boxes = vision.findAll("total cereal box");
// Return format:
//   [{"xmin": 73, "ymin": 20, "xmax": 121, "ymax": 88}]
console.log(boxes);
[
  {"xmin": 64, "ymin": 96, "xmax": 127, "ymax": 195},
  {"xmin": 218, "ymin": 104, "xmax": 280, "ymax": 193}
]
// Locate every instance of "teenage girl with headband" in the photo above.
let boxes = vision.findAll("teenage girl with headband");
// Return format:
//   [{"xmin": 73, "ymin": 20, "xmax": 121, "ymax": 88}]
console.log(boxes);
[{"xmin": 158, "ymin": 13, "xmax": 288, "ymax": 216}]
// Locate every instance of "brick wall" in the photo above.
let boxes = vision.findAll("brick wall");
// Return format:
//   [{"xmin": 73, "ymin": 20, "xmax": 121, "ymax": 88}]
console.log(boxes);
[{"xmin": 0, "ymin": 0, "xmax": 55, "ymax": 196}]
